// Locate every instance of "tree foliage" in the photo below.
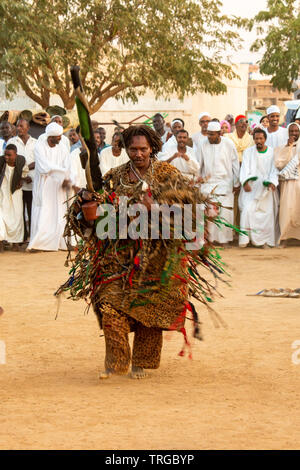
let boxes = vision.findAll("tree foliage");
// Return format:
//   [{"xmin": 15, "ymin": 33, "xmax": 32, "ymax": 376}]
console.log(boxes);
[
  {"xmin": 0, "ymin": 0, "xmax": 244, "ymax": 112},
  {"xmin": 250, "ymin": 0, "xmax": 300, "ymax": 92}
]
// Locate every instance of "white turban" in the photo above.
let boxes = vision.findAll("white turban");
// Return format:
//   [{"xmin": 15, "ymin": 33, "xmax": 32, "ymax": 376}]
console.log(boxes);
[
  {"xmin": 45, "ymin": 122, "xmax": 63, "ymax": 137},
  {"xmin": 207, "ymin": 121, "xmax": 221, "ymax": 132},
  {"xmin": 267, "ymin": 105, "xmax": 280, "ymax": 115},
  {"xmin": 288, "ymin": 122, "xmax": 300, "ymax": 131},
  {"xmin": 171, "ymin": 119, "xmax": 183, "ymax": 127},
  {"xmin": 198, "ymin": 112, "xmax": 211, "ymax": 121}
]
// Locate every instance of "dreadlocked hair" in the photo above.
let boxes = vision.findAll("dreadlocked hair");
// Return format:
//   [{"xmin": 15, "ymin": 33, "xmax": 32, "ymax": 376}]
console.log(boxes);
[{"xmin": 121, "ymin": 125, "xmax": 162, "ymax": 156}]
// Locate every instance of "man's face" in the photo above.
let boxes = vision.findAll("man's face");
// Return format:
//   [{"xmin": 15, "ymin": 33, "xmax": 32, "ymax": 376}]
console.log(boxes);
[
  {"xmin": 52, "ymin": 116, "xmax": 63, "ymax": 126},
  {"xmin": 48, "ymin": 135, "xmax": 62, "ymax": 146},
  {"xmin": 221, "ymin": 123, "xmax": 230, "ymax": 135},
  {"xmin": 260, "ymin": 117, "xmax": 269, "ymax": 128},
  {"xmin": 17, "ymin": 120, "xmax": 29, "ymax": 138},
  {"xmin": 94, "ymin": 132, "xmax": 101, "ymax": 148},
  {"xmin": 112, "ymin": 135, "xmax": 121, "ymax": 151},
  {"xmin": 153, "ymin": 115, "xmax": 164, "ymax": 132},
  {"xmin": 268, "ymin": 113, "xmax": 280, "ymax": 127},
  {"xmin": 98, "ymin": 128, "xmax": 106, "ymax": 142},
  {"xmin": 0, "ymin": 122, "xmax": 12, "ymax": 139},
  {"xmin": 254, "ymin": 131, "xmax": 266, "ymax": 150},
  {"xmin": 207, "ymin": 131, "xmax": 221, "ymax": 144},
  {"xmin": 289, "ymin": 124, "xmax": 300, "ymax": 142},
  {"xmin": 4, "ymin": 149, "xmax": 17, "ymax": 166},
  {"xmin": 176, "ymin": 131, "xmax": 188, "ymax": 148},
  {"xmin": 199, "ymin": 115, "xmax": 211, "ymax": 133},
  {"xmin": 236, "ymin": 118, "xmax": 248, "ymax": 133},
  {"xmin": 171, "ymin": 122, "xmax": 183, "ymax": 136},
  {"xmin": 127, "ymin": 135, "xmax": 152, "ymax": 170},
  {"xmin": 69, "ymin": 129, "xmax": 79, "ymax": 144}
]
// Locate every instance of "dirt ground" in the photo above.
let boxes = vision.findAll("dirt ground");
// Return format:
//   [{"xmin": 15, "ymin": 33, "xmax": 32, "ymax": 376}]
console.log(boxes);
[{"xmin": 0, "ymin": 246, "xmax": 300, "ymax": 450}]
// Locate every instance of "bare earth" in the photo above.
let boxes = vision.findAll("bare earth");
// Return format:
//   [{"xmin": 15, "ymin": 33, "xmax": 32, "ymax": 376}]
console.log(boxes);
[{"xmin": 0, "ymin": 247, "xmax": 300, "ymax": 450}]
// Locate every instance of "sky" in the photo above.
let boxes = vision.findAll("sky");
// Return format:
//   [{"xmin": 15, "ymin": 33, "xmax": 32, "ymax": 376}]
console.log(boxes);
[{"xmin": 221, "ymin": 0, "xmax": 268, "ymax": 64}]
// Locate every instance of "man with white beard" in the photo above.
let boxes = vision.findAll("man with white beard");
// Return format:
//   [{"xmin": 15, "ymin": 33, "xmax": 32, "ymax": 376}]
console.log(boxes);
[
  {"xmin": 197, "ymin": 121, "xmax": 240, "ymax": 245},
  {"xmin": 239, "ymin": 128, "xmax": 279, "ymax": 248},
  {"xmin": 28, "ymin": 123, "xmax": 73, "ymax": 251}
]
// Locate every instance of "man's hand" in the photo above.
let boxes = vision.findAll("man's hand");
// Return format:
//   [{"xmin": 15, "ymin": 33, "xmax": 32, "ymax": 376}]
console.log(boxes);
[
  {"xmin": 141, "ymin": 192, "xmax": 154, "ymax": 211},
  {"xmin": 25, "ymin": 176, "xmax": 32, "ymax": 184},
  {"xmin": 72, "ymin": 185, "xmax": 81, "ymax": 194},
  {"xmin": 179, "ymin": 153, "xmax": 189, "ymax": 161},
  {"xmin": 28, "ymin": 162, "xmax": 35, "ymax": 171},
  {"xmin": 268, "ymin": 183, "xmax": 276, "ymax": 191},
  {"xmin": 233, "ymin": 185, "xmax": 240, "ymax": 194},
  {"xmin": 243, "ymin": 182, "xmax": 252, "ymax": 192},
  {"xmin": 287, "ymin": 136, "xmax": 296, "ymax": 147},
  {"xmin": 195, "ymin": 176, "xmax": 204, "ymax": 184},
  {"xmin": 62, "ymin": 179, "xmax": 71, "ymax": 190}
]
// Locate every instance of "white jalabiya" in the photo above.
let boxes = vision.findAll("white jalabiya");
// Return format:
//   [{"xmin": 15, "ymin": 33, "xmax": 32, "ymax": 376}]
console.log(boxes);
[
  {"xmin": 266, "ymin": 127, "xmax": 288, "ymax": 149},
  {"xmin": 158, "ymin": 144, "xmax": 200, "ymax": 179},
  {"xmin": 0, "ymin": 139, "xmax": 6, "ymax": 156},
  {"xmin": 7, "ymin": 135, "xmax": 37, "ymax": 191},
  {"xmin": 99, "ymin": 147, "xmax": 129, "ymax": 177},
  {"xmin": 162, "ymin": 135, "xmax": 177, "ymax": 152},
  {"xmin": 0, "ymin": 166, "xmax": 24, "ymax": 243},
  {"xmin": 198, "ymin": 137, "xmax": 240, "ymax": 243},
  {"xmin": 70, "ymin": 147, "xmax": 87, "ymax": 188},
  {"xmin": 239, "ymin": 145, "xmax": 279, "ymax": 247},
  {"xmin": 191, "ymin": 131, "xmax": 207, "ymax": 153},
  {"xmin": 28, "ymin": 138, "xmax": 73, "ymax": 251}
]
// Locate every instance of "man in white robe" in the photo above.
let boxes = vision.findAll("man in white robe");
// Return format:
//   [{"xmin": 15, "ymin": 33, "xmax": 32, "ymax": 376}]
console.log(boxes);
[
  {"xmin": 152, "ymin": 113, "xmax": 170, "ymax": 144},
  {"xmin": 274, "ymin": 122, "xmax": 300, "ymax": 245},
  {"xmin": 266, "ymin": 105, "xmax": 288, "ymax": 149},
  {"xmin": 28, "ymin": 123, "xmax": 73, "ymax": 251},
  {"xmin": 99, "ymin": 132, "xmax": 129, "ymax": 176},
  {"xmin": 7, "ymin": 119, "xmax": 37, "ymax": 241},
  {"xmin": 239, "ymin": 128, "xmax": 279, "ymax": 248},
  {"xmin": 158, "ymin": 129, "xmax": 199, "ymax": 179},
  {"xmin": 0, "ymin": 122, "xmax": 14, "ymax": 156},
  {"xmin": 0, "ymin": 144, "xmax": 25, "ymax": 250},
  {"xmin": 192, "ymin": 112, "xmax": 211, "ymax": 153},
  {"xmin": 197, "ymin": 121, "xmax": 240, "ymax": 244},
  {"xmin": 162, "ymin": 119, "xmax": 185, "ymax": 152}
]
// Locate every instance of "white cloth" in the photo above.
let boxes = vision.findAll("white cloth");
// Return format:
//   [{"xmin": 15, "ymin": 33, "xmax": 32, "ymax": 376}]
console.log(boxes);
[
  {"xmin": 28, "ymin": 137, "xmax": 73, "ymax": 251},
  {"xmin": 267, "ymin": 105, "xmax": 280, "ymax": 115},
  {"xmin": 192, "ymin": 132, "xmax": 207, "ymax": 153},
  {"xmin": 158, "ymin": 145, "xmax": 200, "ymax": 179},
  {"xmin": 160, "ymin": 129, "xmax": 170, "ymax": 144},
  {"xmin": 162, "ymin": 135, "xmax": 177, "ymax": 152},
  {"xmin": 266, "ymin": 127, "xmax": 288, "ymax": 149},
  {"xmin": 99, "ymin": 147, "xmax": 129, "ymax": 177},
  {"xmin": 198, "ymin": 137, "xmax": 240, "ymax": 243},
  {"xmin": 239, "ymin": 145, "xmax": 279, "ymax": 247},
  {"xmin": 37, "ymin": 132, "xmax": 70, "ymax": 153},
  {"xmin": 70, "ymin": 147, "xmax": 87, "ymax": 188},
  {"xmin": 0, "ymin": 165, "xmax": 24, "ymax": 243},
  {"xmin": 46, "ymin": 122, "xmax": 63, "ymax": 137},
  {"xmin": 7, "ymin": 135, "xmax": 37, "ymax": 191},
  {"xmin": 0, "ymin": 139, "xmax": 6, "ymax": 156},
  {"xmin": 207, "ymin": 122, "xmax": 221, "ymax": 132}
]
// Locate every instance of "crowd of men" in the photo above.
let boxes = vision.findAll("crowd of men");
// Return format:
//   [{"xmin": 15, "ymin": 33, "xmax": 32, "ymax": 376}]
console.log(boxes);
[{"xmin": 0, "ymin": 104, "xmax": 299, "ymax": 252}]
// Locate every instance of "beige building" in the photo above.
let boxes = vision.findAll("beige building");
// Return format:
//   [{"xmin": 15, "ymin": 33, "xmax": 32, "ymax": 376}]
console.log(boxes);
[{"xmin": 248, "ymin": 65, "xmax": 293, "ymax": 115}]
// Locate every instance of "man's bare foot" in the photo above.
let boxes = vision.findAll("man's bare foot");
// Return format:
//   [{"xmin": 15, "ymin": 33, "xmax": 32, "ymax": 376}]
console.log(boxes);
[
  {"xmin": 131, "ymin": 366, "xmax": 147, "ymax": 379},
  {"xmin": 0, "ymin": 242, "xmax": 4, "ymax": 253},
  {"xmin": 263, "ymin": 243, "xmax": 271, "ymax": 250},
  {"xmin": 278, "ymin": 241, "xmax": 287, "ymax": 249},
  {"xmin": 99, "ymin": 368, "xmax": 114, "ymax": 379}
]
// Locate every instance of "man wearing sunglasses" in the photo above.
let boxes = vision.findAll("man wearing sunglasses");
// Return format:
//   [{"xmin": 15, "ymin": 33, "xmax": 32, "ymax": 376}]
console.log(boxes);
[{"xmin": 192, "ymin": 112, "xmax": 211, "ymax": 153}]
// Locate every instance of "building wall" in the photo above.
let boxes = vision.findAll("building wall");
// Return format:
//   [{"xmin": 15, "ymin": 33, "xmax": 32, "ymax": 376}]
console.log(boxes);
[{"xmin": 248, "ymin": 79, "xmax": 293, "ymax": 116}]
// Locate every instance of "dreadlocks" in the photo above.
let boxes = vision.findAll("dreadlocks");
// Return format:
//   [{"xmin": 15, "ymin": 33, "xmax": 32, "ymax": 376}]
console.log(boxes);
[{"xmin": 121, "ymin": 125, "xmax": 162, "ymax": 156}]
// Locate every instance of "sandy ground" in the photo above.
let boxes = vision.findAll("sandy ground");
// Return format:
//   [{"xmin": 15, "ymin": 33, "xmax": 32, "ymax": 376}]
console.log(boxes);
[{"xmin": 0, "ymin": 246, "xmax": 300, "ymax": 450}]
